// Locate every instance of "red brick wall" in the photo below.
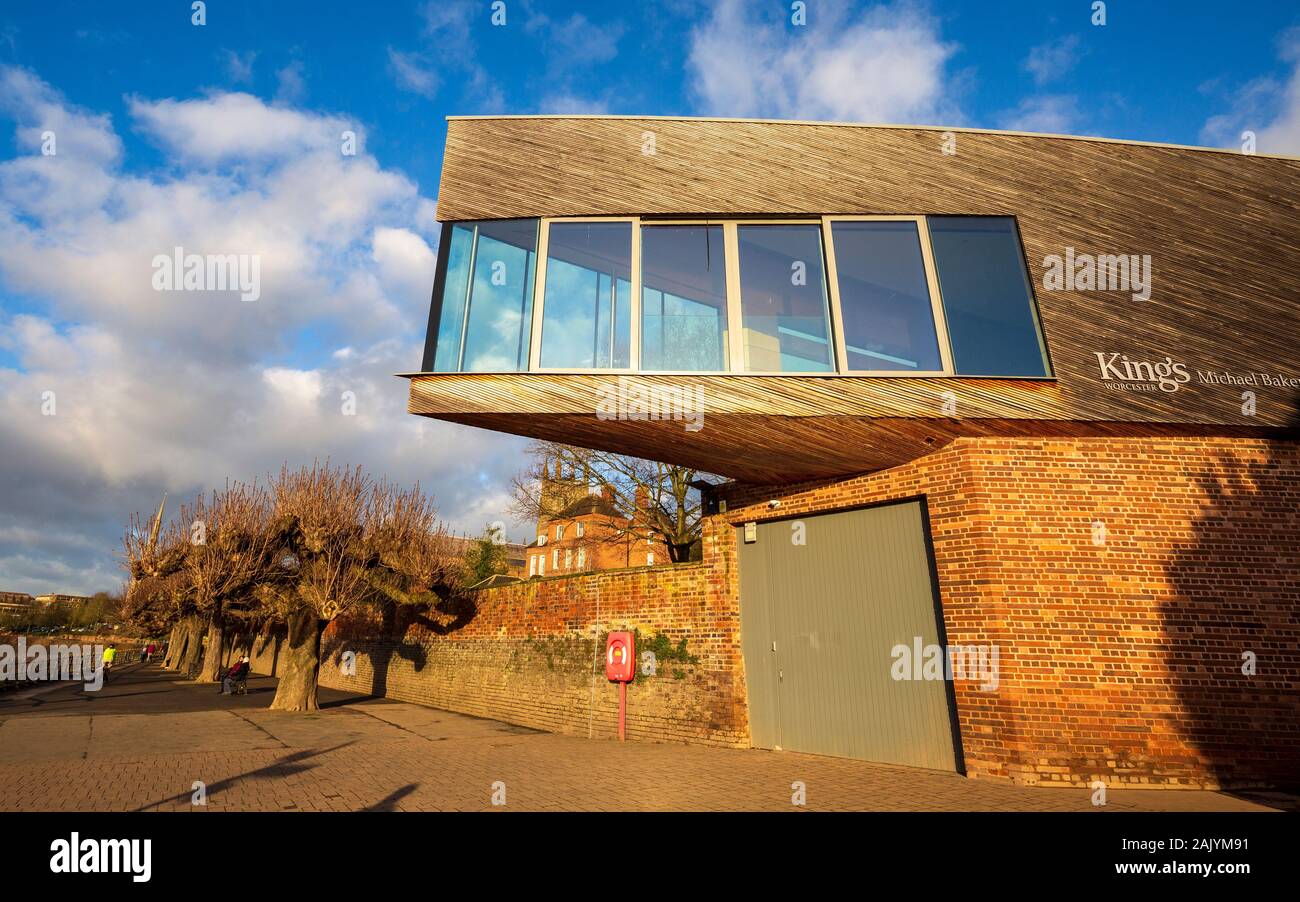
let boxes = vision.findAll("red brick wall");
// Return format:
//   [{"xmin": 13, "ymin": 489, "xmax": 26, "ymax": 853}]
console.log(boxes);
[
  {"xmin": 232, "ymin": 435, "xmax": 1299, "ymax": 789},
  {"xmin": 721, "ymin": 436, "xmax": 1300, "ymax": 789},
  {"xmin": 311, "ymin": 560, "xmax": 748, "ymax": 746}
]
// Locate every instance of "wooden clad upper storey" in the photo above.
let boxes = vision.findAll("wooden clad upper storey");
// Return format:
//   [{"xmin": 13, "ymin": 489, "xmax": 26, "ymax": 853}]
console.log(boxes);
[{"xmin": 408, "ymin": 115, "xmax": 1300, "ymax": 484}]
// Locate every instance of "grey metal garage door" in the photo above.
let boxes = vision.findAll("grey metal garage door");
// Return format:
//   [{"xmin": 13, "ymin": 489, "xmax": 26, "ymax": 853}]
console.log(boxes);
[{"xmin": 737, "ymin": 500, "xmax": 960, "ymax": 771}]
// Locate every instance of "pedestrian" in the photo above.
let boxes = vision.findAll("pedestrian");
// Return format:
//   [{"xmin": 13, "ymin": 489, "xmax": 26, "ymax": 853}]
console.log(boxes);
[
  {"xmin": 103, "ymin": 644, "xmax": 116, "ymax": 671},
  {"xmin": 145, "ymin": 642, "xmax": 156, "ymax": 663}
]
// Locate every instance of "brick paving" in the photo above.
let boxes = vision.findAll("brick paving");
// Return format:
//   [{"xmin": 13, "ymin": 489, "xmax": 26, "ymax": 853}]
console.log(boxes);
[{"xmin": 0, "ymin": 663, "xmax": 1283, "ymax": 812}]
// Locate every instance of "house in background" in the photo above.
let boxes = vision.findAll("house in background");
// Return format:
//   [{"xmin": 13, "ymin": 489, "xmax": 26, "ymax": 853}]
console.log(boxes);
[
  {"xmin": 402, "ymin": 114, "xmax": 1300, "ymax": 789},
  {"xmin": 0, "ymin": 591, "xmax": 35, "ymax": 617},
  {"xmin": 525, "ymin": 455, "xmax": 669, "ymax": 577}
]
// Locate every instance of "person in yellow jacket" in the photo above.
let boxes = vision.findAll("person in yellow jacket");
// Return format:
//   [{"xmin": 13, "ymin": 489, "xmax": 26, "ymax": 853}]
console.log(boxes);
[{"xmin": 102, "ymin": 645, "xmax": 116, "ymax": 671}]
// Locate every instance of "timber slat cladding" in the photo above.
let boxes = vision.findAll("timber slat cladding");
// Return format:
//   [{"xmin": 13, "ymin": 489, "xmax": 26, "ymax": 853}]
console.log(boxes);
[{"xmin": 413, "ymin": 116, "xmax": 1300, "ymax": 482}]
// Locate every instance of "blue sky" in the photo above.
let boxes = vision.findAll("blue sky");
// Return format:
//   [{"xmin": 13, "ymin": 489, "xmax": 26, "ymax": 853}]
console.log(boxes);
[{"xmin": 1, "ymin": 0, "xmax": 1298, "ymax": 595}]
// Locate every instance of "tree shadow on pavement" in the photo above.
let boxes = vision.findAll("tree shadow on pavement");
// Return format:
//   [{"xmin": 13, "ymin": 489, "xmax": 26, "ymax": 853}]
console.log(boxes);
[{"xmin": 133, "ymin": 740, "xmax": 358, "ymax": 811}]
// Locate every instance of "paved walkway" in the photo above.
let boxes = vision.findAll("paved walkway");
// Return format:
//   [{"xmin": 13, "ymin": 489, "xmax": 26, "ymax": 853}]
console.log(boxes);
[{"xmin": 0, "ymin": 664, "xmax": 1284, "ymax": 812}]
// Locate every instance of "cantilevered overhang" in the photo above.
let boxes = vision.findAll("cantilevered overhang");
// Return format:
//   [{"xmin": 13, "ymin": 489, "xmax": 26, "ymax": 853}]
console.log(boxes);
[
  {"xmin": 408, "ymin": 116, "xmax": 1300, "ymax": 485},
  {"xmin": 403, "ymin": 373, "xmax": 1286, "ymax": 484}
]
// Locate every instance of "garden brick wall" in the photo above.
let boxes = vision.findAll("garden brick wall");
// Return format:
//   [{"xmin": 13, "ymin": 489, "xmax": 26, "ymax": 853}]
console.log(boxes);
[
  {"xmin": 310, "ymin": 560, "xmax": 749, "ymax": 746},
  {"xmin": 235, "ymin": 435, "xmax": 1299, "ymax": 789}
]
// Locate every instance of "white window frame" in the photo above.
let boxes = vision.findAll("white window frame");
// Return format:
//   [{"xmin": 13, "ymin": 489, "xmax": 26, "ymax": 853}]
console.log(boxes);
[
  {"xmin": 821, "ymin": 215, "xmax": 953, "ymax": 376},
  {"xmin": 728, "ymin": 218, "xmax": 838, "ymax": 376},
  {"xmin": 492, "ymin": 214, "xmax": 1051, "ymax": 380},
  {"xmin": 638, "ymin": 219, "xmax": 734, "ymax": 375},
  {"xmin": 530, "ymin": 216, "xmax": 641, "ymax": 373}
]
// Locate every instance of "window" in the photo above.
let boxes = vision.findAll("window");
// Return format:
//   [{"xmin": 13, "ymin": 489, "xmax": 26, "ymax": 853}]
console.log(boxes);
[
  {"xmin": 528, "ymin": 556, "xmax": 536, "ymax": 577},
  {"xmin": 538, "ymin": 555, "xmax": 545, "ymax": 576},
  {"xmin": 829, "ymin": 220, "xmax": 944, "ymax": 372},
  {"xmin": 537, "ymin": 534, "xmax": 546, "ymax": 547},
  {"xmin": 640, "ymin": 225, "xmax": 728, "ymax": 371},
  {"xmin": 646, "ymin": 551, "xmax": 655, "ymax": 566},
  {"xmin": 539, "ymin": 221, "xmax": 633, "ymax": 369},
  {"xmin": 736, "ymin": 224, "xmax": 834, "ymax": 372},
  {"xmin": 552, "ymin": 548, "xmax": 559, "ymax": 569},
  {"xmin": 928, "ymin": 217, "xmax": 1049, "ymax": 377},
  {"xmin": 575, "ymin": 522, "xmax": 585, "ymax": 538},
  {"xmin": 426, "ymin": 215, "xmax": 1051, "ymax": 380},
  {"xmin": 564, "ymin": 548, "xmax": 572, "ymax": 570},
  {"xmin": 577, "ymin": 547, "xmax": 586, "ymax": 569},
  {"xmin": 555, "ymin": 524, "xmax": 564, "ymax": 540},
  {"xmin": 431, "ymin": 219, "xmax": 538, "ymax": 372}
]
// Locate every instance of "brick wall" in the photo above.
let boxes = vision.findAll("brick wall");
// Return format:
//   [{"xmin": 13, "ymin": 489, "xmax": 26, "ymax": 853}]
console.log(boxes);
[
  {"xmin": 227, "ymin": 435, "xmax": 1299, "ymax": 789},
  {"xmin": 721, "ymin": 436, "xmax": 1300, "ymax": 789},
  {"xmin": 305, "ymin": 559, "xmax": 749, "ymax": 746}
]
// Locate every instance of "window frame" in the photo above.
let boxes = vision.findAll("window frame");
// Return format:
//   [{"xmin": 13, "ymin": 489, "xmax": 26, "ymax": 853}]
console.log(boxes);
[
  {"xmin": 435, "ymin": 214, "xmax": 1053, "ymax": 381},
  {"xmin": 637, "ymin": 219, "xmax": 733, "ymax": 374},
  {"xmin": 820, "ymin": 215, "xmax": 954, "ymax": 376},
  {"xmin": 530, "ymin": 216, "xmax": 641, "ymax": 373},
  {"xmin": 729, "ymin": 218, "xmax": 837, "ymax": 376}
]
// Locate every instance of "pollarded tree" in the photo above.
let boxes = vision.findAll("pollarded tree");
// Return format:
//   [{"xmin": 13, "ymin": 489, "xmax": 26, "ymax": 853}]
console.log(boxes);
[
  {"xmin": 264, "ymin": 463, "xmax": 378, "ymax": 711},
  {"xmin": 264, "ymin": 464, "xmax": 461, "ymax": 711},
  {"xmin": 122, "ymin": 498, "xmax": 194, "ymax": 664},
  {"xmin": 180, "ymin": 481, "xmax": 278, "ymax": 683}
]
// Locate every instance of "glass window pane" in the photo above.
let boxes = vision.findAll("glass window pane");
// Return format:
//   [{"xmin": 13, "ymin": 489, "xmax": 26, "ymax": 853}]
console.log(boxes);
[
  {"xmin": 540, "ymin": 222, "xmax": 633, "ymax": 369},
  {"xmin": 928, "ymin": 217, "xmax": 1048, "ymax": 377},
  {"xmin": 640, "ymin": 225, "xmax": 728, "ymax": 371},
  {"xmin": 737, "ymin": 225, "xmax": 833, "ymax": 373},
  {"xmin": 461, "ymin": 219, "xmax": 538, "ymax": 372},
  {"xmin": 432, "ymin": 224, "xmax": 475, "ymax": 372},
  {"xmin": 831, "ymin": 221, "xmax": 942, "ymax": 372}
]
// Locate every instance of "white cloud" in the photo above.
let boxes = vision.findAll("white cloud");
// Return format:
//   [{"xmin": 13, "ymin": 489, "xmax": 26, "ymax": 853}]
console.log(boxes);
[
  {"xmin": 686, "ymin": 0, "xmax": 961, "ymax": 124},
  {"xmin": 128, "ymin": 92, "xmax": 355, "ymax": 164},
  {"xmin": 1201, "ymin": 28, "xmax": 1300, "ymax": 154},
  {"xmin": 221, "ymin": 49, "xmax": 257, "ymax": 85},
  {"xmin": 1023, "ymin": 35, "xmax": 1082, "ymax": 86},
  {"xmin": 995, "ymin": 94, "xmax": 1081, "ymax": 134},
  {"xmin": 276, "ymin": 61, "xmax": 307, "ymax": 104},
  {"xmin": 387, "ymin": 48, "xmax": 439, "ymax": 99},
  {"xmin": 0, "ymin": 68, "xmax": 529, "ymax": 595}
]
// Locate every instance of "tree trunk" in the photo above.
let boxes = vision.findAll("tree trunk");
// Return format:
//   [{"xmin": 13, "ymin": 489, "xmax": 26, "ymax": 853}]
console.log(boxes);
[
  {"xmin": 269, "ymin": 610, "xmax": 324, "ymax": 712},
  {"xmin": 162, "ymin": 622, "xmax": 183, "ymax": 669},
  {"xmin": 178, "ymin": 616, "xmax": 205, "ymax": 678},
  {"xmin": 197, "ymin": 609, "xmax": 225, "ymax": 683}
]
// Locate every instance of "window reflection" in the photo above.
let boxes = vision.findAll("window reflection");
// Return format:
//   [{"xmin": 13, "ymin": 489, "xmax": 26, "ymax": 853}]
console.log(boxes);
[
  {"xmin": 641, "ymin": 225, "xmax": 728, "ymax": 371},
  {"xmin": 831, "ymin": 221, "xmax": 942, "ymax": 372},
  {"xmin": 432, "ymin": 219, "xmax": 537, "ymax": 372},
  {"xmin": 737, "ymin": 225, "xmax": 833, "ymax": 373},
  {"xmin": 928, "ymin": 217, "xmax": 1048, "ymax": 377},
  {"xmin": 540, "ymin": 222, "xmax": 632, "ymax": 369}
]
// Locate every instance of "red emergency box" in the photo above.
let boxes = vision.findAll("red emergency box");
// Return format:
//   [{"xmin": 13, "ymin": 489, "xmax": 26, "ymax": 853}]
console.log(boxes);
[{"xmin": 605, "ymin": 631, "xmax": 635, "ymax": 682}]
